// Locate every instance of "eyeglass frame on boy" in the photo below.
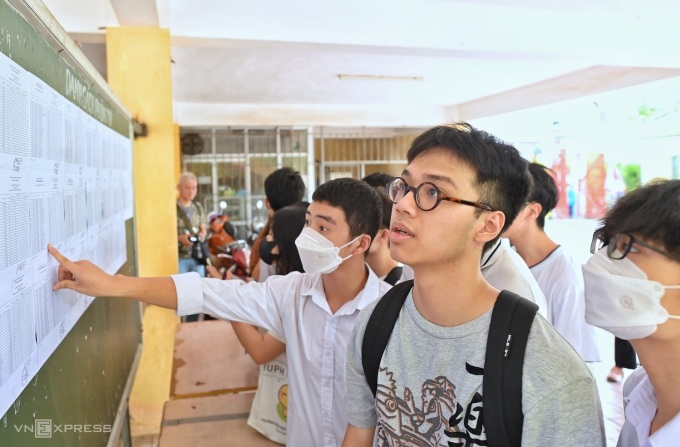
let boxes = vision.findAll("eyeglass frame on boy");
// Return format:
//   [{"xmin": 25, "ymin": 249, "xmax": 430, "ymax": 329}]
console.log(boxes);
[
  {"xmin": 386, "ymin": 177, "xmax": 495, "ymax": 212},
  {"xmin": 590, "ymin": 232, "xmax": 680, "ymax": 264}
]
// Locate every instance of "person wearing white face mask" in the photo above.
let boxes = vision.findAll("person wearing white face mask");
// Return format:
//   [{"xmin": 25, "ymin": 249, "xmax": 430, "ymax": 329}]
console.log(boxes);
[
  {"xmin": 47, "ymin": 178, "xmax": 392, "ymax": 447},
  {"xmin": 583, "ymin": 179, "xmax": 680, "ymax": 447}
]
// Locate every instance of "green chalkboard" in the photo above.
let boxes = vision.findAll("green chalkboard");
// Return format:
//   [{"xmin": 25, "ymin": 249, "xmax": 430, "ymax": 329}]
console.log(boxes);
[
  {"xmin": 0, "ymin": 222, "xmax": 141, "ymax": 446},
  {"xmin": 0, "ymin": 0, "xmax": 141, "ymax": 446}
]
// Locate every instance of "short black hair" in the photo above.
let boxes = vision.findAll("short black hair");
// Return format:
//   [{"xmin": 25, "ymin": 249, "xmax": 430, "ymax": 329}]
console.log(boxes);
[
  {"xmin": 595, "ymin": 179, "xmax": 680, "ymax": 258},
  {"xmin": 362, "ymin": 173, "xmax": 394, "ymax": 230},
  {"xmin": 312, "ymin": 178, "xmax": 382, "ymax": 242},
  {"xmin": 264, "ymin": 167, "xmax": 306, "ymax": 211},
  {"xmin": 362, "ymin": 172, "xmax": 393, "ymax": 189},
  {"xmin": 271, "ymin": 204, "xmax": 308, "ymax": 275},
  {"xmin": 527, "ymin": 163, "xmax": 559, "ymax": 229},
  {"xmin": 368, "ymin": 186, "xmax": 392, "ymax": 230},
  {"xmin": 407, "ymin": 123, "xmax": 532, "ymax": 253}
]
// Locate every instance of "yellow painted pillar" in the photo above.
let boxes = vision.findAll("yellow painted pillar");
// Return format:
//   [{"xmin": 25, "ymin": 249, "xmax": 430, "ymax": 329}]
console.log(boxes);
[
  {"xmin": 174, "ymin": 123, "xmax": 181, "ymax": 182},
  {"xmin": 106, "ymin": 27, "xmax": 179, "ymax": 437}
]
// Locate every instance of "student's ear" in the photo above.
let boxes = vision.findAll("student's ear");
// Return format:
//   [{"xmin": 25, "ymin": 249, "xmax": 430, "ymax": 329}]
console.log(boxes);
[
  {"xmin": 474, "ymin": 211, "xmax": 506, "ymax": 244},
  {"xmin": 375, "ymin": 228, "xmax": 390, "ymax": 245},
  {"xmin": 352, "ymin": 234, "xmax": 373, "ymax": 255},
  {"xmin": 526, "ymin": 202, "xmax": 542, "ymax": 221},
  {"xmin": 368, "ymin": 229, "xmax": 390, "ymax": 253}
]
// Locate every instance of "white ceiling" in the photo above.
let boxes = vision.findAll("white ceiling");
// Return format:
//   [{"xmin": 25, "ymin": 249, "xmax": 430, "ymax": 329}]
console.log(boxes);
[{"xmin": 41, "ymin": 0, "xmax": 680, "ymax": 128}]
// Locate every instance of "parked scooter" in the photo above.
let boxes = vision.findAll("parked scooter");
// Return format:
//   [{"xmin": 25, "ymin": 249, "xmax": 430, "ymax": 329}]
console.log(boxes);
[
  {"xmin": 215, "ymin": 240, "xmax": 250, "ymax": 280},
  {"xmin": 208, "ymin": 201, "xmax": 250, "ymax": 280}
]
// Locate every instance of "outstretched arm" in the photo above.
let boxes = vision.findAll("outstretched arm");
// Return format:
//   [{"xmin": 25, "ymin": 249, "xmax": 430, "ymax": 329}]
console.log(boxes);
[
  {"xmin": 231, "ymin": 322, "xmax": 285, "ymax": 364},
  {"xmin": 48, "ymin": 245, "xmax": 178, "ymax": 309}
]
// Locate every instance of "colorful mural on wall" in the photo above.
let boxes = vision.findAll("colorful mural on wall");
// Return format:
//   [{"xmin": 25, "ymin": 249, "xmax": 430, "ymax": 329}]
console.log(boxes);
[{"xmin": 543, "ymin": 149, "xmax": 641, "ymax": 220}]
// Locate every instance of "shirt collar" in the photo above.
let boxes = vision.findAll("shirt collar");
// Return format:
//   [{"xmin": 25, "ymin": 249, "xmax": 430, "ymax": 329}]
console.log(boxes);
[
  {"xmin": 624, "ymin": 371, "xmax": 680, "ymax": 447},
  {"xmin": 481, "ymin": 238, "xmax": 504, "ymax": 268},
  {"xmin": 301, "ymin": 264, "xmax": 383, "ymax": 316}
]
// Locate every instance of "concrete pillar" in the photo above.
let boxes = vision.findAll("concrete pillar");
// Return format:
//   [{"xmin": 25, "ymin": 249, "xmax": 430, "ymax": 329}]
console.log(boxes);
[{"xmin": 106, "ymin": 26, "xmax": 180, "ymax": 437}]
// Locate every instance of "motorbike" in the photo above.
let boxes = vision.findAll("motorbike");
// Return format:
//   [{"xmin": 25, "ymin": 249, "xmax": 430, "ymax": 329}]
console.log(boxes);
[
  {"xmin": 208, "ymin": 201, "xmax": 251, "ymax": 280},
  {"xmin": 213, "ymin": 240, "xmax": 250, "ymax": 280}
]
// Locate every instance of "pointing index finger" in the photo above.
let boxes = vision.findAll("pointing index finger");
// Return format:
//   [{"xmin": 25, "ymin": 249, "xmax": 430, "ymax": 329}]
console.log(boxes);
[{"xmin": 47, "ymin": 244, "xmax": 72, "ymax": 266}]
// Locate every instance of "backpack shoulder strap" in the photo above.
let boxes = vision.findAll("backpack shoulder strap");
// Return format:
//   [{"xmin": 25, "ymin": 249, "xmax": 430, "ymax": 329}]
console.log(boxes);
[
  {"xmin": 361, "ymin": 279, "xmax": 413, "ymax": 397},
  {"xmin": 483, "ymin": 290, "xmax": 539, "ymax": 447},
  {"xmin": 382, "ymin": 265, "xmax": 404, "ymax": 286}
]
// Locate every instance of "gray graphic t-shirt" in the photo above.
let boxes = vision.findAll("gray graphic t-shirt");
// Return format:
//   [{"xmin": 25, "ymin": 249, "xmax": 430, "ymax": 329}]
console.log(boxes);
[{"xmin": 345, "ymin": 289, "xmax": 606, "ymax": 447}]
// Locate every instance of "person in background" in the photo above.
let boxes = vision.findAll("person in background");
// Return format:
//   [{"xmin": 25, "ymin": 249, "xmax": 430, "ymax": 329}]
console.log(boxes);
[
  {"xmin": 177, "ymin": 172, "xmax": 207, "ymax": 275},
  {"xmin": 504, "ymin": 162, "xmax": 601, "ymax": 362},
  {"xmin": 343, "ymin": 123, "xmax": 604, "ymax": 446},
  {"xmin": 49, "ymin": 178, "xmax": 390, "ymax": 447},
  {"xmin": 249, "ymin": 167, "xmax": 305, "ymax": 281},
  {"xmin": 584, "ymin": 179, "xmax": 680, "ymax": 447},
  {"xmin": 362, "ymin": 173, "xmax": 402, "ymax": 285},
  {"xmin": 362, "ymin": 172, "xmax": 393, "ymax": 189},
  {"xmin": 256, "ymin": 202, "xmax": 309, "ymax": 283},
  {"xmin": 176, "ymin": 172, "xmax": 207, "ymax": 322},
  {"xmin": 607, "ymin": 338, "xmax": 637, "ymax": 383}
]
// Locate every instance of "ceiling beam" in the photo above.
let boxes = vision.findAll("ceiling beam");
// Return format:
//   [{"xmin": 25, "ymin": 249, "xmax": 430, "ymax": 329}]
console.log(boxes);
[
  {"xmin": 452, "ymin": 66, "xmax": 680, "ymax": 121},
  {"xmin": 110, "ymin": 0, "xmax": 159, "ymax": 27}
]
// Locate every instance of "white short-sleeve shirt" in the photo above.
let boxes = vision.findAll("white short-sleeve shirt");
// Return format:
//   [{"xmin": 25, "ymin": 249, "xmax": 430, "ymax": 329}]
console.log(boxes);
[
  {"xmin": 530, "ymin": 245, "xmax": 601, "ymax": 361},
  {"xmin": 172, "ymin": 267, "xmax": 392, "ymax": 447},
  {"xmin": 617, "ymin": 367, "xmax": 680, "ymax": 447}
]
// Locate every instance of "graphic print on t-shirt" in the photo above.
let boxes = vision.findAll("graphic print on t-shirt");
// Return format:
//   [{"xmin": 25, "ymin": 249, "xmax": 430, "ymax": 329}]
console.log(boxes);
[{"xmin": 374, "ymin": 367, "xmax": 486, "ymax": 447}]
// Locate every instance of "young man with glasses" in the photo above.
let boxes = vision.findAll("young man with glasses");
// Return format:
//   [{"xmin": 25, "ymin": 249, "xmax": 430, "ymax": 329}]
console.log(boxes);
[
  {"xmin": 584, "ymin": 179, "xmax": 680, "ymax": 447},
  {"xmin": 343, "ymin": 124, "xmax": 605, "ymax": 446}
]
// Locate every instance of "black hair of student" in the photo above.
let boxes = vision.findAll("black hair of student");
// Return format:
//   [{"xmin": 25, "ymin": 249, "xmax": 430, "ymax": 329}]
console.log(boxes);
[
  {"xmin": 362, "ymin": 172, "xmax": 394, "ymax": 189},
  {"xmin": 271, "ymin": 204, "xmax": 308, "ymax": 275},
  {"xmin": 369, "ymin": 186, "xmax": 392, "ymax": 230},
  {"xmin": 527, "ymin": 163, "xmax": 559, "ymax": 229},
  {"xmin": 312, "ymin": 178, "xmax": 382, "ymax": 242},
  {"xmin": 264, "ymin": 167, "xmax": 306, "ymax": 212},
  {"xmin": 595, "ymin": 179, "xmax": 680, "ymax": 258},
  {"xmin": 406, "ymin": 123, "xmax": 532, "ymax": 253}
]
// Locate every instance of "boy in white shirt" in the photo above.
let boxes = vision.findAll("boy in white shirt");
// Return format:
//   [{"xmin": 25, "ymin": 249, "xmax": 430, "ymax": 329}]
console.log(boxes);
[
  {"xmin": 584, "ymin": 179, "xmax": 680, "ymax": 447},
  {"xmin": 49, "ymin": 178, "xmax": 392, "ymax": 447},
  {"xmin": 504, "ymin": 162, "xmax": 600, "ymax": 361},
  {"xmin": 362, "ymin": 173, "xmax": 402, "ymax": 285}
]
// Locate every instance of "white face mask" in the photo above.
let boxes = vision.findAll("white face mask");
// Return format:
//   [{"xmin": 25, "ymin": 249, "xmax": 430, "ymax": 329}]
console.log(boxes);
[
  {"xmin": 294, "ymin": 227, "xmax": 363, "ymax": 275},
  {"xmin": 583, "ymin": 247, "xmax": 680, "ymax": 340}
]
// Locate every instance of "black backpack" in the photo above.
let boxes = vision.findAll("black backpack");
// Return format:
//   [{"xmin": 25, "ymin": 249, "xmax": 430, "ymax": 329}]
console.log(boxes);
[{"xmin": 361, "ymin": 280, "xmax": 538, "ymax": 447}]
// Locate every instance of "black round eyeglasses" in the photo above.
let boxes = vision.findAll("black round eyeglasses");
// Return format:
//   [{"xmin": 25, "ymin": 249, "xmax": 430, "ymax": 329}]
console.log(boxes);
[
  {"xmin": 386, "ymin": 177, "xmax": 495, "ymax": 212},
  {"xmin": 590, "ymin": 232, "xmax": 680, "ymax": 263}
]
